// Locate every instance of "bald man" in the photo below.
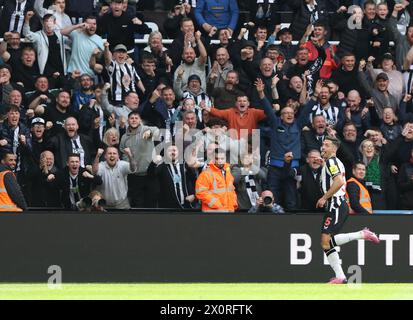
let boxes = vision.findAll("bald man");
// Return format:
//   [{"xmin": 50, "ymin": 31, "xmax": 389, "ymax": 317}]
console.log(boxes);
[
  {"xmin": 345, "ymin": 90, "xmax": 371, "ymax": 140},
  {"xmin": 49, "ymin": 117, "xmax": 97, "ymax": 169},
  {"xmin": 207, "ymin": 47, "xmax": 234, "ymax": 89}
]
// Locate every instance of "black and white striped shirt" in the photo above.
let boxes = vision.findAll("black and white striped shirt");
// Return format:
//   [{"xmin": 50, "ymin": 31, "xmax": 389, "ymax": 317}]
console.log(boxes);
[
  {"xmin": 310, "ymin": 103, "xmax": 340, "ymax": 127},
  {"xmin": 320, "ymin": 156, "xmax": 346, "ymax": 211},
  {"xmin": 107, "ymin": 60, "xmax": 141, "ymax": 103},
  {"xmin": 9, "ymin": 0, "xmax": 27, "ymax": 34}
]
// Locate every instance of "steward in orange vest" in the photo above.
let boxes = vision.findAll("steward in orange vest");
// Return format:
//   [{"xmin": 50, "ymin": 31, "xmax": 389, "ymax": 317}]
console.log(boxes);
[
  {"xmin": 195, "ymin": 149, "xmax": 237, "ymax": 212},
  {"xmin": 0, "ymin": 154, "xmax": 27, "ymax": 212},
  {"xmin": 345, "ymin": 177, "xmax": 373, "ymax": 214}
]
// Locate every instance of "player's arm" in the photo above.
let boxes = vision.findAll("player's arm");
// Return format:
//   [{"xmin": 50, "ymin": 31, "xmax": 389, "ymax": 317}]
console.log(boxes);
[{"xmin": 322, "ymin": 174, "xmax": 345, "ymax": 202}]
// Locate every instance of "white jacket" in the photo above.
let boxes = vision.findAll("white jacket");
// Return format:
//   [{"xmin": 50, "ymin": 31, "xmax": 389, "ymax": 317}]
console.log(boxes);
[
  {"xmin": 23, "ymin": 23, "xmax": 67, "ymax": 75},
  {"xmin": 34, "ymin": 0, "xmax": 73, "ymax": 30}
]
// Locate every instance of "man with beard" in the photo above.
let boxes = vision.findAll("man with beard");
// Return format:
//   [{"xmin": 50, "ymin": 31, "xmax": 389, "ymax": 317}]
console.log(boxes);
[
  {"xmin": 26, "ymin": 150, "xmax": 60, "ymax": 207},
  {"xmin": 0, "ymin": 31, "xmax": 23, "ymax": 67},
  {"xmin": 138, "ymin": 85, "xmax": 177, "ymax": 143},
  {"xmin": 359, "ymin": 69, "xmax": 398, "ymax": 127},
  {"xmin": 207, "ymin": 47, "xmax": 233, "ymax": 90},
  {"xmin": 48, "ymin": 116, "xmax": 96, "ymax": 170},
  {"xmin": 119, "ymin": 110, "xmax": 159, "ymax": 208},
  {"xmin": 332, "ymin": 52, "xmax": 366, "ymax": 98},
  {"xmin": 0, "ymin": 152, "xmax": 27, "ymax": 212},
  {"xmin": 78, "ymin": 83, "xmax": 112, "ymax": 141},
  {"xmin": 305, "ymin": 81, "xmax": 344, "ymax": 132},
  {"xmin": 247, "ymin": 57, "xmax": 280, "ymax": 108},
  {"xmin": 0, "ymin": 105, "xmax": 32, "ymax": 195},
  {"xmin": 62, "ymin": 16, "xmax": 104, "ymax": 77},
  {"xmin": 70, "ymin": 74, "xmax": 95, "ymax": 113},
  {"xmin": 301, "ymin": 114, "xmax": 327, "ymax": 156},
  {"xmin": 316, "ymin": 136, "xmax": 379, "ymax": 284},
  {"xmin": 173, "ymin": 31, "xmax": 208, "ymax": 94},
  {"xmin": 41, "ymin": 90, "xmax": 75, "ymax": 136},
  {"xmin": 278, "ymin": 75, "xmax": 307, "ymax": 106},
  {"xmin": 207, "ymin": 70, "xmax": 245, "ymax": 110},
  {"xmin": 92, "ymin": 146, "xmax": 136, "ymax": 210},
  {"xmin": 345, "ymin": 90, "xmax": 371, "ymax": 138},
  {"xmin": 296, "ymin": 149, "xmax": 323, "ymax": 211},
  {"xmin": 150, "ymin": 144, "xmax": 197, "ymax": 209}
]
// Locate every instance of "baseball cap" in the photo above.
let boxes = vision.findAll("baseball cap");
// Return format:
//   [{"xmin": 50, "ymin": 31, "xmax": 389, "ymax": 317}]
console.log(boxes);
[
  {"xmin": 376, "ymin": 72, "xmax": 389, "ymax": 81},
  {"xmin": 113, "ymin": 44, "xmax": 128, "ymax": 52},
  {"xmin": 187, "ymin": 74, "xmax": 201, "ymax": 85},
  {"xmin": 31, "ymin": 117, "xmax": 46, "ymax": 126}
]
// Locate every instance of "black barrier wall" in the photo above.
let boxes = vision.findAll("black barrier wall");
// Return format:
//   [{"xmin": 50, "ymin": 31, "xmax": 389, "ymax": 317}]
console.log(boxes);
[{"xmin": 0, "ymin": 213, "xmax": 412, "ymax": 283}]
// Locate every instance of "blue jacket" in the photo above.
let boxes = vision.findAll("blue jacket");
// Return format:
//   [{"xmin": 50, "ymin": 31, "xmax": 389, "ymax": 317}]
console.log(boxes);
[
  {"xmin": 194, "ymin": 0, "xmax": 239, "ymax": 31},
  {"xmin": 262, "ymin": 97, "xmax": 312, "ymax": 167}
]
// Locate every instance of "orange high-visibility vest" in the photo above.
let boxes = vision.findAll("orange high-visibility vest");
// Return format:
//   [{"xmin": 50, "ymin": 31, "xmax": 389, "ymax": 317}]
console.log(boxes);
[
  {"xmin": 0, "ymin": 171, "xmax": 23, "ymax": 212},
  {"xmin": 195, "ymin": 163, "xmax": 238, "ymax": 212},
  {"xmin": 345, "ymin": 177, "xmax": 373, "ymax": 214}
]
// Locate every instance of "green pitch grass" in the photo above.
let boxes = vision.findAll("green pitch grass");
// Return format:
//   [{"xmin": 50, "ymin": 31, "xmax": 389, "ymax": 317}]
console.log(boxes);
[{"xmin": 0, "ymin": 283, "xmax": 412, "ymax": 300}]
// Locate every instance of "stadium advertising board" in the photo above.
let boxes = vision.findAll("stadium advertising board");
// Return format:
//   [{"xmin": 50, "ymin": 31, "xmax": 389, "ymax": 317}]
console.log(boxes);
[{"xmin": 0, "ymin": 213, "xmax": 411, "ymax": 283}]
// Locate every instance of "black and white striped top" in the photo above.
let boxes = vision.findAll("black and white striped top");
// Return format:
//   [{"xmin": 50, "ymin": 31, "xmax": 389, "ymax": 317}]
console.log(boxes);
[
  {"xmin": 107, "ymin": 60, "xmax": 141, "ymax": 103},
  {"xmin": 9, "ymin": 0, "xmax": 27, "ymax": 34},
  {"xmin": 320, "ymin": 156, "xmax": 346, "ymax": 211},
  {"xmin": 310, "ymin": 103, "xmax": 340, "ymax": 127}
]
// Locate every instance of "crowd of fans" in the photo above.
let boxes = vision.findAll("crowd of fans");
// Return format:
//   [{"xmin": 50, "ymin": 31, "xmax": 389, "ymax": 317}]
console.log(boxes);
[{"xmin": 0, "ymin": 0, "xmax": 413, "ymax": 212}]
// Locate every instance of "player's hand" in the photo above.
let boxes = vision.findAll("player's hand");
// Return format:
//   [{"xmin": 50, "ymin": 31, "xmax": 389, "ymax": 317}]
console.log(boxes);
[
  {"xmin": 185, "ymin": 195, "xmax": 195, "ymax": 203},
  {"xmin": 316, "ymin": 196, "xmax": 327, "ymax": 208}
]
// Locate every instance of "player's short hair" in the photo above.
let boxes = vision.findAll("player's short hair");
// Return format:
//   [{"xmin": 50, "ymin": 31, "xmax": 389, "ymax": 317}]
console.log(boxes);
[{"xmin": 325, "ymin": 136, "xmax": 341, "ymax": 149}]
